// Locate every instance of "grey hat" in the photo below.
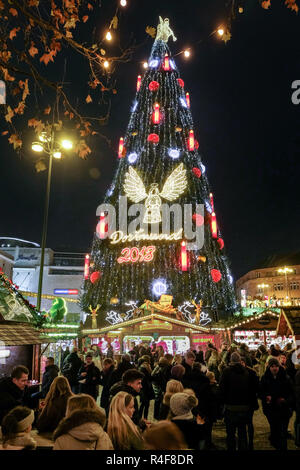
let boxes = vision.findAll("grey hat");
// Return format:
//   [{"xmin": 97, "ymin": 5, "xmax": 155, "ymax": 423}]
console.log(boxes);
[
  {"xmin": 230, "ymin": 352, "xmax": 241, "ymax": 364},
  {"xmin": 170, "ymin": 392, "xmax": 197, "ymax": 417}
]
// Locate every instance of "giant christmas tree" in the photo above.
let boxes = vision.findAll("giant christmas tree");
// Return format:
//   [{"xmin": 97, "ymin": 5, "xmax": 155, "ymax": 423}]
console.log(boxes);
[{"xmin": 81, "ymin": 18, "xmax": 237, "ymax": 323}]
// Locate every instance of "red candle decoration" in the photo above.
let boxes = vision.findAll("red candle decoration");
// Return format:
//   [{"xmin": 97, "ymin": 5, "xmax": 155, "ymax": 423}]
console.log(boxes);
[
  {"xmin": 149, "ymin": 81, "xmax": 160, "ymax": 92},
  {"xmin": 137, "ymin": 75, "xmax": 141, "ymax": 92},
  {"xmin": 118, "ymin": 137, "xmax": 124, "ymax": 158},
  {"xmin": 188, "ymin": 130, "xmax": 195, "ymax": 151},
  {"xmin": 217, "ymin": 238, "xmax": 224, "ymax": 250},
  {"xmin": 177, "ymin": 78, "xmax": 184, "ymax": 88},
  {"xmin": 163, "ymin": 54, "xmax": 170, "ymax": 71},
  {"xmin": 211, "ymin": 269, "xmax": 222, "ymax": 283},
  {"xmin": 84, "ymin": 254, "xmax": 90, "ymax": 280},
  {"xmin": 181, "ymin": 241, "xmax": 188, "ymax": 271},
  {"xmin": 186, "ymin": 92, "xmax": 190, "ymax": 108},
  {"xmin": 192, "ymin": 213, "xmax": 204, "ymax": 226},
  {"xmin": 147, "ymin": 133, "xmax": 160, "ymax": 143},
  {"xmin": 211, "ymin": 212, "xmax": 218, "ymax": 239},
  {"xmin": 90, "ymin": 271, "xmax": 102, "ymax": 284},
  {"xmin": 192, "ymin": 167, "xmax": 202, "ymax": 178},
  {"xmin": 153, "ymin": 103, "xmax": 161, "ymax": 124},
  {"xmin": 97, "ymin": 212, "xmax": 108, "ymax": 239}
]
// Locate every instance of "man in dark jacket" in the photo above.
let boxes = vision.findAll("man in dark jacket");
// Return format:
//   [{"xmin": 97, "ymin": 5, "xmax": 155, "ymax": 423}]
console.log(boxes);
[
  {"xmin": 109, "ymin": 369, "xmax": 145, "ymax": 427},
  {"xmin": 219, "ymin": 352, "xmax": 258, "ymax": 451},
  {"xmin": 31, "ymin": 357, "xmax": 59, "ymax": 400},
  {"xmin": 240, "ymin": 357, "xmax": 259, "ymax": 450},
  {"xmin": 109, "ymin": 354, "xmax": 134, "ymax": 388},
  {"xmin": 260, "ymin": 358, "xmax": 295, "ymax": 450},
  {"xmin": 99, "ymin": 358, "xmax": 115, "ymax": 413},
  {"xmin": 0, "ymin": 365, "xmax": 29, "ymax": 424},
  {"xmin": 77, "ymin": 353, "xmax": 101, "ymax": 400},
  {"xmin": 62, "ymin": 348, "xmax": 82, "ymax": 394}
]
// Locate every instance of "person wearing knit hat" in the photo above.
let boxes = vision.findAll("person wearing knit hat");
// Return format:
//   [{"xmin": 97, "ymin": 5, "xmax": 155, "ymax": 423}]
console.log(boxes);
[
  {"xmin": 1, "ymin": 406, "xmax": 36, "ymax": 450},
  {"xmin": 260, "ymin": 356, "xmax": 295, "ymax": 450},
  {"xmin": 169, "ymin": 393, "xmax": 206, "ymax": 450},
  {"xmin": 230, "ymin": 352, "xmax": 241, "ymax": 364}
]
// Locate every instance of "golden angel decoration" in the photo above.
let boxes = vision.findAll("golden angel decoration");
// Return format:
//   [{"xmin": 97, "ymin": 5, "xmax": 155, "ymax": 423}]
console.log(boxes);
[
  {"xmin": 155, "ymin": 16, "xmax": 177, "ymax": 43},
  {"xmin": 124, "ymin": 163, "xmax": 187, "ymax": 223}
]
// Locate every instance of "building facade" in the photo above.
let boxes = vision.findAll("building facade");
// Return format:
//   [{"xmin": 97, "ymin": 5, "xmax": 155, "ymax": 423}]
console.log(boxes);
[
  {"xmin": 1, "ymin": 238, "xmax": 86, "ymax": 320},
  {"xmin": 236, "ymin": 253, "xmax": 300, "ymax": 307}
]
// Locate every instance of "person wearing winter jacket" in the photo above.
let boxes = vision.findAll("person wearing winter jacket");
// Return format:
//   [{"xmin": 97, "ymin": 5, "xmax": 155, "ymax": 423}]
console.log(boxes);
[
  {"xmin": 109, "ymin": 369, "xmax": 145, "ymax": 428},
  {"xmin": 256, "ymin": 345, "xmax": 268, "ymax": 378},
  {"xmin": 0, "ymin": 365, "xmax": 29, "ymax": 425},
  {"xmin": 159, "ymin": 379, "xmax": 184, "ymax": 420},
  {"xmin": 108, "ymin": 354, "xmax": 134, "ymax": 388},
  {"xmin": 138, "ymin": 356, "xmax": 154, "ymax": 419},
  {"xmin": 219, "ymin": 352, "xmax": 258, "ymax": 451},
  {"xmin": 77, "ymin": 354, "xmax": 101, "ymax": 400},
  {"xmin": 151, "ymin": 357, "xmax": 171, "ymax": 420},
  {"xmin": 1, "ymin": 406, "xmax": 36, "ymax": 450},
  {"xmin": 53, "ymin": 394, "xmax": 113, "ymax": 450},
  {"xmin": 62, "ymin": 348, "xmax": 83, "ymax": 394},
  {"xmin": 31, "ymin": 357, "xmax": 59, "ymax": 400},
  {"xmin": 240, "ymin": 357, "xmax": 260, "ymax": 450},
  {"xmin": 259, "ymin": 358, "xmax": 295, "ymax": 450},
  {"xmin": 99, "ymin": 358, "xmax": 115, "ymax": 413}
]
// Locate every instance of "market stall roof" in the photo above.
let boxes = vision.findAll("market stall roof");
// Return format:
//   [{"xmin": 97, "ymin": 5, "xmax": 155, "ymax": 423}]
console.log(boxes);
[
  {"xmin": 82, "ymin": 313, "xmax": 210, "ymax": 336},
  {"xmin": 0, "ymin": 320, "xmax": 43, "ymax": 346},
  {"xmin": 276, "ymin": 307, "xmax": 300, "ymax": 337},
  {"xmin": 212, "ymin": 309, "xmax": 280, "ymax": 332}
]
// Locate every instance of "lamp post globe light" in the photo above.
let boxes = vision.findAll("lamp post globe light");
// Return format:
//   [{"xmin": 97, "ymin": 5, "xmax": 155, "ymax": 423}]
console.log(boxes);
[{"xmin": 31, "ymin": 129, "xmax": 73, "ymax": 311}]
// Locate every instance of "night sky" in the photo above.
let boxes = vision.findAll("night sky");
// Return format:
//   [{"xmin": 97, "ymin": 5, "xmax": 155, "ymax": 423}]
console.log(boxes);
[{"xmin": 1, "ymin": 0, "xmax": 300, "ymax": 281}]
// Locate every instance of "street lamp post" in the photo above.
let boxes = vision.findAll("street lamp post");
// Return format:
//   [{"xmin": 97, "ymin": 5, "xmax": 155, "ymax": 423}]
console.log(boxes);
[
  {"xmin": 257, "ymin": 283, "xmax": 269, "ymax": 305},
  {"xmin": 32, "ymin": 130, "xmax": 73, "ymax": 312},
  {"xmin": 277, "ymin": 267, "xmax": 293, "ymax": 304}
]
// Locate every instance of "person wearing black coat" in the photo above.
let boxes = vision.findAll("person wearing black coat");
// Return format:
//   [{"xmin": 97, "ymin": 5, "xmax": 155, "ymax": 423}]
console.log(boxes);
[
  {"xmin": 219, "ymin": 352, "xmax": 258, "ymax": 451},
  {"xmin": 31, "ymin": 357, "xmax": 59, "ymax": 400},
  {"xmin": 108, "ymin": 354, "xmax": 134, "ymax": 388},
  {"xmin": 240, "ymin": 358, "xmax": 259, "ymax": 450},
  {"xmin": 0, "ymin": 366, "xmax": 29, "ymax": 425},
  {"xmin": 77, "ymin": 354, "xmax": 101, "ymax": 400},
  {"xmin": 151, "ymin": 357, "xmax": 172, "ymax": 420},
  {"xmin": 62, "ymin": 348, "xmax": 83, "ymax": 394},
  {"xmin": 138, "ymin": 356, "xmax": 154, "ymax": 419},
  {"xmin": 259, "ymin": 358, "xmax": 295, "ymax": 450},
  {"xmin": 99, "ymin": 358, "xmax": 115, "ymax": 413},
  {"xmin": 109, "ymin": 369, "xmax": 145, "ymax": 428}
]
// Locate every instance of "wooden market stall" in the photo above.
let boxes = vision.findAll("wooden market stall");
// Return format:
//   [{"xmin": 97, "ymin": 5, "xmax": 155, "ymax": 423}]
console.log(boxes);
[{"xmin": 276, "ymin": 306, "xmax": 300, "ymax": 357}]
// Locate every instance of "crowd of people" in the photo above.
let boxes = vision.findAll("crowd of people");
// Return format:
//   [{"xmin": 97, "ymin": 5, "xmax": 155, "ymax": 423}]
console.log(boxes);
[{"xmin": 0, "ymin": 341, "xmax": 299, "ymax": 451}]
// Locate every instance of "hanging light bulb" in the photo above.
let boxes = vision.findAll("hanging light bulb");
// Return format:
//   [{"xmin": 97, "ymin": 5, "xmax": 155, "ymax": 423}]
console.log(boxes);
[
  {"xmin": 106, "ymin": 31, "xmax": 112, "ymax": 41},
  {"xmin": 184, "ymin": 50, "xmax": 190, "ymax": 58},
  {"xmin": 185, "ymin": 92, "xmax": 190, "ymax": 108},
  {"xmin": 217, "ymin": 28, "xmax": 224, "ymax": 36},
  {"xmin": 188, "ymin": 130, "xmax": 195, "ymax": 151},
  {"xmin": 136, "ymin": 75, "xmax": 141, "ymax": 91},
  {"xmin": 153, "ymin": 103, "xmax": 160, "ymax": 124},
  {"xmin": 103, "ymin": 60, "xmax": 109, "ymax": 68},
  {"xmin": 143, "ymin": 62, "xmax": 148, "ymax": 69}
]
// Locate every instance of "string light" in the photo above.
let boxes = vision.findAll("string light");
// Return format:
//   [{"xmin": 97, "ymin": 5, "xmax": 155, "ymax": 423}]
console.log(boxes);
[
  {"xmin": 103, "ymin": 60, "xmax": 109, "ymax": 68},
  {"xmin": 184, "ymin": 50, "xmax": 191, "ymax": 58},
  {"xmin": 106, "ymin": 31, "xmax": 112, "ymax": 41}
]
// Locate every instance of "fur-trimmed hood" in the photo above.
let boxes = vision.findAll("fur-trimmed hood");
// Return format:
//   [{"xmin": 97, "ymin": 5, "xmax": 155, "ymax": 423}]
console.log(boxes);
[{"xmin": 53, "ymin": 409, "xmax": 106, "ymax": 441}]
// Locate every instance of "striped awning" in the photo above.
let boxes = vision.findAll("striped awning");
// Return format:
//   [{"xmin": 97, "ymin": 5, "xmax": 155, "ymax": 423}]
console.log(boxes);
[{"xmin": 0, "ymin": 322, "xmax": 43, "ymax": 346}]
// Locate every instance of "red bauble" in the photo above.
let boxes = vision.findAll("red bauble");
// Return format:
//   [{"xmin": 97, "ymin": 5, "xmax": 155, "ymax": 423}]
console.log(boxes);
[
  {"xmin": 192, "ymin": 213, "xmax": 204, "ymax": 226},
  {"xmin": 194, "ymin": 139, "xmax": 199, "ymax": 150},
  {"xmin": 147, "ymin": 133, "xmax": 159, "ymax": 143},
  {"xmin": 211, "ymin": 269, "xmax": 222, "ymax": 283},
  {"xmin": 177, "ymin": 78, "xmax": 184, "ymax": 88},
  {"xmin": 90, "ymin": 271, "xmax": 102, "ymax": 284},
  {"xmin": 192, "ymin": 167, "xmax": 202, "ymax": 178},
  {"xmin": 149, "ymin": 81, "xmax": 160, "ymax": 92},
  {"xmin": 217, "ymin": 238, "xmax": 224, "ymax": 250}
]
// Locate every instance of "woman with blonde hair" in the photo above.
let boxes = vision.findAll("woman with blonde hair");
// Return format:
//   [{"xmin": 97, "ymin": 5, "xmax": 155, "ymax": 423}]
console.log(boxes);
[
  {"xmin": 107, "ymin": 391, "xmax": 144, "ymax": 450},
  {"xmin": 36, "ymin": 376, "xmax": 73, "ymax": 433},
  {"xmin": 143, "ymin": 420, "xmax": 187, "ymax": 450},
  {"xmin": 159, "ymin": 379, "xmax": 184, "ymax": 420},
  {"xmin": 53, "ymin": 394, "xmax": 113, "ymax": 450}
]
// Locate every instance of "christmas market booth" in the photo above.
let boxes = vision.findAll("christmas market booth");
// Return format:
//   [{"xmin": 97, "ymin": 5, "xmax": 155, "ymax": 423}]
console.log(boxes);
[
  {"xmin": 214, "ymin": 308, "xmax": 293, "ymax": 350},
  {"xmin": 277, "ymin": 306, "xmax": 300, "ymax": 357},
  {"xmin": 81, "ymin": 295, "xmax": 222, "ymax": 355}
]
